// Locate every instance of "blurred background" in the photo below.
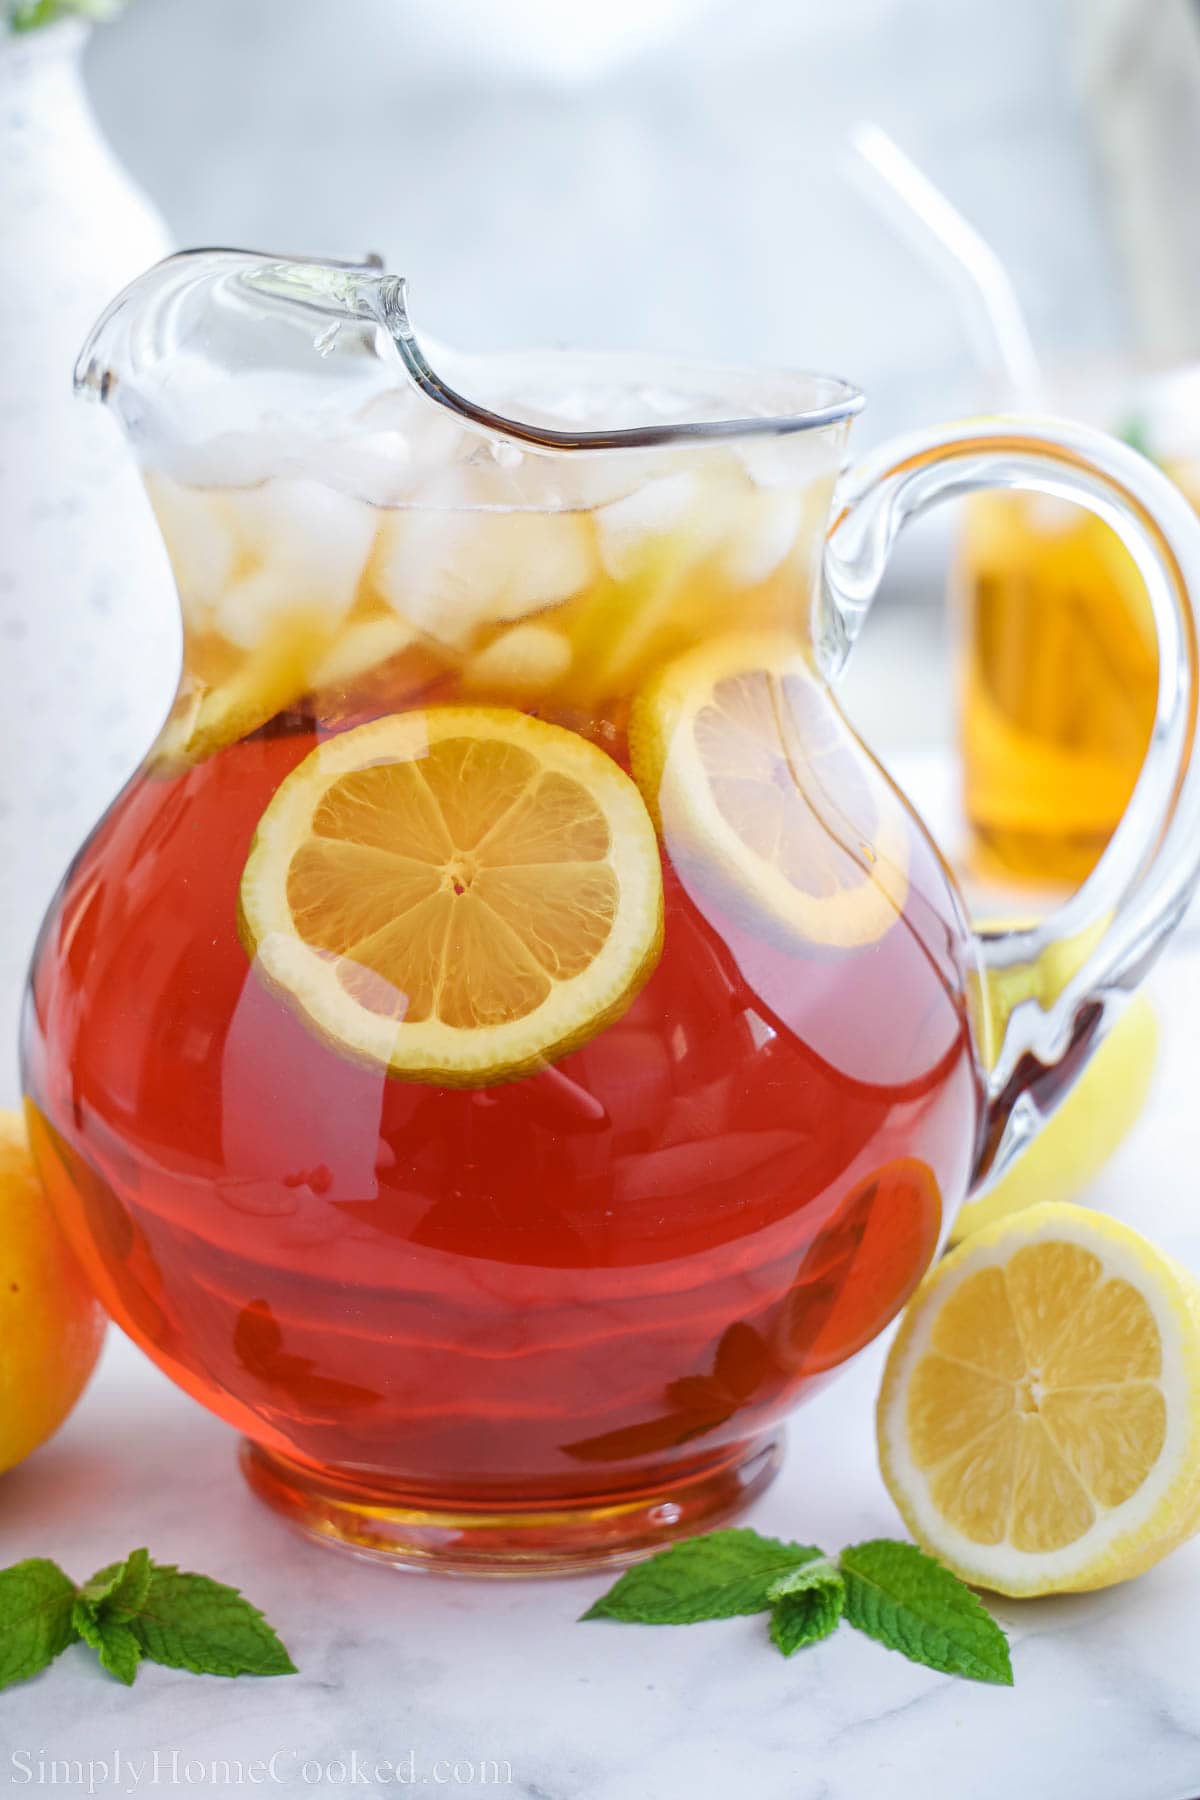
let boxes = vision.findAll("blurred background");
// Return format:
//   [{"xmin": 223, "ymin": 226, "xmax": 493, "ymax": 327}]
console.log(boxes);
[
  {"xmin": 5, "ymin": 0, "xmax": 1200, "ymax": 1094},
  {"xmin": 78, "ymin": 0, "xmax": 1196, "ymax": 748},
  {"xmin": 85, "ymin": 0, "xmax": 1125, "ymax": 443}
]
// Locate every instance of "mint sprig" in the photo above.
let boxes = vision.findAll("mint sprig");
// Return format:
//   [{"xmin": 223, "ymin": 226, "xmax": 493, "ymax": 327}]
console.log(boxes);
[
  {"xmin": 582, "ymin": 1528, "xmax": 1013, "ymax": 1687},
  {"xmin": 0, "ymin": 1549, "xmax": 295, "ymax": 1690},
  {"xmin": 766, "ymin": 1558, "xmax": 845, "ymax": 1656},
  {"xmin": 7, "ymin": 0, "xmax": 122, "ymax": 31}
]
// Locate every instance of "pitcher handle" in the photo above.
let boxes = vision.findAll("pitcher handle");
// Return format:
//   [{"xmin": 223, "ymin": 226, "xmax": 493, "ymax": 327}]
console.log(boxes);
[{"xmin": 821, "ymin": 416, "xmax": 1200, "ymax": 1188}]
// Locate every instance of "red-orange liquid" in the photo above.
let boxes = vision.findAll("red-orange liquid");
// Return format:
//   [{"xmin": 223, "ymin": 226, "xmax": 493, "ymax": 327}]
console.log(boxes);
[{"xmin": 23, "ymin": 712, "xmax": 982, "ymax": 1506}]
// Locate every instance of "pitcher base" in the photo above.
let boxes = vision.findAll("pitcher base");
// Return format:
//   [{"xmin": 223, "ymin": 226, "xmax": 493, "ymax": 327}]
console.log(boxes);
[{"xmin": 239, "ymin": 1436, "xmax": 783, "ymax": 1576}]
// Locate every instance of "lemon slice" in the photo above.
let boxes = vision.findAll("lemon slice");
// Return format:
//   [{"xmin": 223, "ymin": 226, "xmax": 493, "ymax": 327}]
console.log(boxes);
[
  {"xmin": 238, "ymin": 707, "xmax": 664, "ymax": 1085},
  {"xmin": 152, "ymin": 612, "xmax": 337, "ymax": 773},
  {"xmin": 629, "ymin": 632, "xmax": 909, "ymax": 948},
  {"xmin": 878, "ymin": 1202, "xmax": 1200, "ymax": 1595},
  {"xmin": 153, "ymin": 616, "xmax": 423, "ymax": 774}
]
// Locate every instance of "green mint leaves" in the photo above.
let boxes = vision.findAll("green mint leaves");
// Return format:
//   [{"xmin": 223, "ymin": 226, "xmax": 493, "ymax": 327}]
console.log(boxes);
[
  {"xmin": 0, "ymin": 1549, "xmax": 295, "ymax": 1690},
  {"xmin": 73, "ymin": 1608, "xmax": 142, "ymax": 1686},
  {"xmin": 581, "ymin": 1528, "xmax": 821, "ymax": 1624},
  {"xmin": 840, "ymin": 1539, "xmax": 1013, "ymax": 1686},
  {"xmin": 0, "ymin": 1560, "xmax": 78, "ymax": 1690},
  {"xmin": 767, "ymin": 1559, "xmax": 845, "ymax": 1656},
  {"xmin": 129, "ymin": 1565, "xmax": 297, "ymax": 1679},
  {"xmin": 583, "ymin": 1528, "xmax": 1013, "ymax": 1687},
  {"xmin": 77, "ymin": 1545, "xmax": 153, "ymax": 1620}
]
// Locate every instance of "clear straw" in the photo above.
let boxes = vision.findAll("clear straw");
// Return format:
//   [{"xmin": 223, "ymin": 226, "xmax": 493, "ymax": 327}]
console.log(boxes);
[{"xmin": 850, "ymin": 121, "xmax": 1043, "ymax": 407}]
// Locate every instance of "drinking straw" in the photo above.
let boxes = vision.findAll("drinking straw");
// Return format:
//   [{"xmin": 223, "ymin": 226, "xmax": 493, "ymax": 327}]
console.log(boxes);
[{"xmin": 850, "ymin": 121, "xmax": 1044, "ymax": 406}]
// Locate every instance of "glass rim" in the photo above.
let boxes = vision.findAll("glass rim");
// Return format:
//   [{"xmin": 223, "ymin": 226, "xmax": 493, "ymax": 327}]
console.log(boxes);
[
  {"xmin": 379, "ymin": 275, "xmax": 866, "ymax": 451},
  {"xmin": 76, "ymin": 247, "xmax": 867, "ymax": 451}
]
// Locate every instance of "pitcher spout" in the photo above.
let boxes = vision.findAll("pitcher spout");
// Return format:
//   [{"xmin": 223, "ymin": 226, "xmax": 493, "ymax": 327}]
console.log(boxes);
[
  {"xmin": 75, "ymin": 244, "xmax": 864, "ymax": 481},
  {"xmin": 73, "ymin": 248, "xmax": 396, "ymax": 469},
  {"xmin": 75, "ymin": 248, "xmax": 387, "ymax": 386}
]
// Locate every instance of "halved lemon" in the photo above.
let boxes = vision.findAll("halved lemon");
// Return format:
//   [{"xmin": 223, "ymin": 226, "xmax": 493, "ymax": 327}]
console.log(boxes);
[
  {"xmin": 238, "ymin": 707, "xmax": 664, "ymax": 1085},
  {"xmin": 878, "ymin": 1202, "xmax": 1200, "ymax": 1595},
  {"xmin": 629, "ymin": 632, "xmax": 909, "ymax": 948}
]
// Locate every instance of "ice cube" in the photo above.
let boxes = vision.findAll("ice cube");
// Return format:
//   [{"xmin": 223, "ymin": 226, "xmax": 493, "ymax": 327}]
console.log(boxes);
[
  {"xmin": 320, "ymin": 431, "xmax": 413, "ymax": 507},
  {"xmin": 309, "ymin": 615, "xmax": 416, "ymax": 689},
  {"xmin": 554, "ymin": 450, "xmax": 659, "ymax": 512},
  {"xmin": 160, "ymin": 427, "xmax": 304, "ymax": 492},
  {"xmin": 593, "ymin": 472, "xmax": 704, "ymax": 579},
  {"xmin": 464, "ymin": 623, "xmax": 573, "ymax": 696},
  {"xmin": 145, "ymin": 472, "xmax": 237, "ymax": 616},
  {"xmin": 373, "ymin": 501, "xmax": 595, "ymax": 650},
  {"xmin": 593, "ymin": 468, "xmax": 747, "ymax": 581},
  {"xmin": 736, "ymin": 431, "xmax": 844, "ymax": 491},
  {"xmin": 719, "ymin": 488, "xmax": 804, "ymax": 586},
  {"xmin": 212, "ymin": 568, "xmax": 301, "ymax": 651},
  {"xmin": 357, "ymin": 386, "xmax": 471, "ymax": 486},
  {"xmin": 217, "ymin": 478, "xmax": 378, "ymax": 650}
]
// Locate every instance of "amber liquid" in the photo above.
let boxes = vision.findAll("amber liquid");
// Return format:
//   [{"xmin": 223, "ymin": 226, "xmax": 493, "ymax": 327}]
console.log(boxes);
[
  {"xmin": 958, "ymin": 492, "xmax": 1160, "ymax": 885},
  {"xmin": 24, "ymin": 707, "xmax": 980, "ymax": 1506}
]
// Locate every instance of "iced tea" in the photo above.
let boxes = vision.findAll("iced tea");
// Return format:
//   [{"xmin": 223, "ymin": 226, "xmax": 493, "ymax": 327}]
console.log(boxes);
[{"xmin": 25, "ymin": 430, "xmax": 982, "ymax": 1563}]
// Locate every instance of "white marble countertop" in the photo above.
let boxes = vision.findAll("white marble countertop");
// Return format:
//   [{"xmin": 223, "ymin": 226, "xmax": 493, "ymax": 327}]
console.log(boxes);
[{"xmin": 4, "ymin": 951, "xmax": 1200, "ymax": 1800}]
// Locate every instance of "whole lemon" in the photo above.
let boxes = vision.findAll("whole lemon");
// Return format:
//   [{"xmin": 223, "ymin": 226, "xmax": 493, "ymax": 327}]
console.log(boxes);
[
  {"xmin": 952, "ymin": 993, "xmax": 1157, "ymax": 1242},
  {"xmin": 0, "ymin": 1109, "xmax": 105, "ymax": 1472}
]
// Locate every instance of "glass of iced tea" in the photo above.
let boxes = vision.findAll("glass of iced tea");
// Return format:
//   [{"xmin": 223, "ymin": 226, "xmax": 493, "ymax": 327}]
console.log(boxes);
[
  {"xmin": 956, "ymin": 370, "xmax": 1200, "ymax": 886},
  {"xmin": 22, "ymin": 253, "xmax": 1200, "ymax": 1571}
]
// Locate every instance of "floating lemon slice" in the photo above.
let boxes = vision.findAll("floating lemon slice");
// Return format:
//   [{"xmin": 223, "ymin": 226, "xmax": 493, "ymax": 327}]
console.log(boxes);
[
  {"xmin": 629, "ymin": 632, "xmax": 909, "ymax": 948},
  {"xmin": 152, "ymin": 613, "xmax": 337, "ymax": 773},
  {"xmin": 878, "ymin": 1202, "xmax": 1200, "ymax": 1595},
  {"xmin": 153, "ymin": 616, "xmax": 421, "ymax": 774},
  {"xmin": 238, "ymin": 708, "xmax": 664, "ymax": 1085}
]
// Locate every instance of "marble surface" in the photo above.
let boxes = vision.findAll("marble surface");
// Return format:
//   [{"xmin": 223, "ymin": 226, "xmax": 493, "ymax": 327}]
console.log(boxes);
[{"xmin": 2, "ymin": 940, "xmax": 1200, "ymax": 1799}]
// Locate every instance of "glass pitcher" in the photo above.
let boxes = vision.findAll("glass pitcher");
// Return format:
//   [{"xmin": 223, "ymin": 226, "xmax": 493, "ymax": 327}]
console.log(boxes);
[{"xmin": 22, "ymin": 251, "xmax": 1200, "ymax": 1573}]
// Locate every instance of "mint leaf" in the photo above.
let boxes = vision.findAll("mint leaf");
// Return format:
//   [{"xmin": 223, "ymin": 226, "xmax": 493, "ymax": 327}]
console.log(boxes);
[
  {"xmin": 582, "ymin": 1529, "xmax": 823, "ymax": 1624},
  {"xmin": 0, "ymin": 1559, "xmax": 78, "ymax": 1690},
  {"xmin": 95, "ymin": 1621, "xmax": 141, "ymax": 1686},
  {"xmin": 840, "ymin": 1540, "xmax": 1012, "ymax": 1686},
  {"xmin": 79, "ymin": 1548, "xmax": 152, "ymax": 1622},
  {"xmin": 131, "ymin": 1566, "xmax": 296, "ymax": 1678},
  {"xmin": 72, "ymin": 1602, "xmax": 142, "ymax": 1686},
  {"xmin": 8, "ymin": 0, "xmax": 122, "ymax": 30},
  {"xmin": 72, "ymin": 1552, "xmax": 153, "ymax": 1686},
  {"xmin": 767, "ymin": 1559, "xmax": 845, "ymax": 1656}
]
